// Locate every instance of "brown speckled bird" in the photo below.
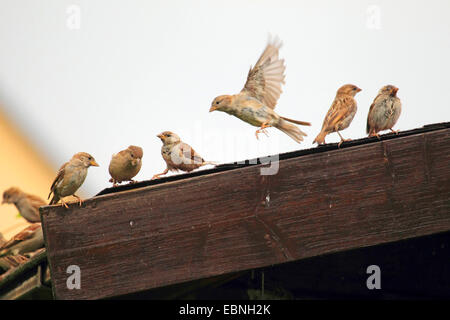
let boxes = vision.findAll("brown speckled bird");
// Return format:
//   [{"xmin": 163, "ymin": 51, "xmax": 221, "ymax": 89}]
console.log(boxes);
[
  {"xmin": 2, "ymin": 187, "xmax": 46, "ymax": 223},
  {"xmin": 152, "ymin": 131, "xmax": 215, "ymax": 179},
  {"xmin": 0, "ymin": 233, "xmax": 5, "ymax": 247},
  {"xmin": 109, "ymin": 145, "xmax": 143, "ymax": 187},
  {"xmin": 0, "ymin": 254, "xmax": 29, "ymax": 274},
  {"xmin": 209, "ymin": 37, "xmax": 311, "ymax": 143},
  {"xmin": 48, "ymin": 152, "xmax": 99, "ymax": 208},
  {"xmin": 0, "ymin": 223, "xmax": 43, "ymax": 257},
  {"xmin": 313, "ymin": 84, "xmax": 361, "ymax": 147},
  {"xmin": 367, "ymin": 85, "xmax": 402, "ymax": 138}
]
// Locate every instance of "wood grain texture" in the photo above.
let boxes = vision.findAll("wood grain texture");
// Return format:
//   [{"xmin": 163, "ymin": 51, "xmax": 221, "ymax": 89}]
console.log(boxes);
[{"xmin": 40, "ymin": 128, "xmax": 450, "ymax": 299}]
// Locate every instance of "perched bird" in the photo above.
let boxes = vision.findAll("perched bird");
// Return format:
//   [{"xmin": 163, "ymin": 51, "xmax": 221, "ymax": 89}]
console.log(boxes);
[
  {"xmin": 366, "ymin": 85, "xmax": 402, "ymax": 138},
  {"xmin": 2, "ymin": 187, "xmax": 46, "ymax": 223},
  {"xmin": 48, "ymin": 152, "xmax": 99, "ymax": 208},
  {"xmin": 109, "ymin": 145, "xmax": 143, "ymax": 187},
  {"xmin": 0, "ymin": 233, "xmax": 5, "ymax": 247},
  {"xmin": 209, "ymin": 38, "xmax": 311, "ymax": 143},
  {"xmin": 0, "ymin": 254, "xmax": 29, "ymax": 275},
  {"xmin": 152, "ymin": 131, "xmax": 215, "ymax": 179},
  {"xmin": 313, "ymin": 84, "xmax": 362, "ymax": 147},
  {"xmin": 0, "ymin": 223, "xmax": 43, "ymax": 257}
]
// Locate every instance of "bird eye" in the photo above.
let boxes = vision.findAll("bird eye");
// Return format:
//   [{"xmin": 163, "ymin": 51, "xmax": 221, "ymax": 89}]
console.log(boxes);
[
  {"xmin": 167, "ymin": 134, "xmax": 171, "ymax": 137},
  {"xmin": 88, "ymin": 157, "xmax": 92, "ymax": 160},
  {"xmin": 216, "ymin": 101, "xmax": 219, "ymax": 105}
]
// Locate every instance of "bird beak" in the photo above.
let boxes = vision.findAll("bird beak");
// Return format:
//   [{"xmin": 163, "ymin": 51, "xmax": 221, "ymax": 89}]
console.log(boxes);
[
  {"xmin": 90, "ymin": 160, "xmax": 100, "ymax": 167},
  {"xmin": 392, "ymin": 87, "xmax": 399, "ymax": 95},
  {"xmin": 157, "ymin": 134, "xmax": 163, "ymax": 139},
  {"xmin": 356, "ymin": 87, "xmax": 362, "ymax": 92},
  {"xmin": 209, "ymin": 106, "xmax": 217, "ymax": 112}
]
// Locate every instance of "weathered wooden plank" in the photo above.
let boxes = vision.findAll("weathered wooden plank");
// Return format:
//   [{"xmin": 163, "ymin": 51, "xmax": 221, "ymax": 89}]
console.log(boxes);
[{"xmin": 40, "ymin": 128, "xmax": 450, "ymax": 299}]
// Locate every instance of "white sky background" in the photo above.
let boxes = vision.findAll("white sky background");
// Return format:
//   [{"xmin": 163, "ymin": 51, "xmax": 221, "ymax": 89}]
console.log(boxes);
[{"xmin": 0, "ymin": 0, "xmax": 449, "ymax": 196}]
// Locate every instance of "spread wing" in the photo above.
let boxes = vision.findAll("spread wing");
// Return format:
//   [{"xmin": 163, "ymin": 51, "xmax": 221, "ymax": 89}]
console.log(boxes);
[
  {"xmin": 241, "ymin": 37, "xmax": 286, "ymax": 109},
  {"xmin": 48, "ymin": 162, "xmax": 67, "ymax": 199},
  {"xmin": 323, "ymin": 96, "xmax": 356, "ymax": 131},
  {"xmin": 178, "ymin": 142, "xmax": 204, "ymax": 164}
]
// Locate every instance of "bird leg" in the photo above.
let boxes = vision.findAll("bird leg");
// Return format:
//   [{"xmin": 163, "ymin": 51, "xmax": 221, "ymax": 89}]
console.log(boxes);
[
  {"xmin": 336, "ymin": 131, "xmax": 351, "ymax": 148},
  {"xmin": 73, "ymin": 195, "xmax": 84, "ymax": 207},
  {"xmin": 390, "ymin": 128, "xmax": 400, "ymax": 135},
  {"xmin": 255, "ymin": 122, "xmax": 271, "ymax": 140},
  {"xmin": 60, "ymin": 198, "xmax": 69, "ymax": 209},
  {"xmin": 109, "ymin": 178, "xmax": 120, "ymax": 187},
  {"xmin": 369, "ymin": 131, "xmax": 381, "ymax": 140},
  {"xmin": 152, "ymin": 168, "xmax": 169, "ymax": 180}
]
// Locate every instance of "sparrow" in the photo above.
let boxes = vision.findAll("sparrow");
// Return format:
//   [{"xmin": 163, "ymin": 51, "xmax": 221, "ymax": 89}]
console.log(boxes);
[
  {"xmin": 0, "ymin": 233, "xmax": 5, "ymax": 247},
  {"xmin": 48, "ymin": 152, "xmax": 99, "ymax": 208},
  {"xmin": 209, "ymin": 37, "xmax": 311, "ymax": 143},
  {"xmin": 152, "ymin": 131, "xmax": 215, "ymax": 179},
  {"xmin": 109, "ymin": 145, "xmax": 143, "ymax": 187},
  {"xmin": 0, "ymin": 223, "xmax": 43, "ymax": 257},
  {"xmin": 0, "ymin": 254, "xmax": 29, "ymax": 273},
  {"xmin": 313, "ymin": 84, "xmax": 362, "ymax": 147},
  {"xmin": 2, "ymin": 187, "xmax": 46, "ymax": 223},
  {"xmin": 366, "ymin": 85, "xmax": 402, "ymax": 138}
]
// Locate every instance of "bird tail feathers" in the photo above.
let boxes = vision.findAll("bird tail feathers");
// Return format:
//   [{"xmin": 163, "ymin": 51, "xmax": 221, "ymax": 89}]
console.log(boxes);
[
  {"xmin": 276, "ymin": 120, "xmax": 307, "ymax": 144},
  {"xmin": 201, "ymin": 161, "xmax": 218, "ymax": 166},
  {"xmin": 280, "ymin": 116, "xmax": 311, "ymax": 126},
  {"xmin": 49, "ymin": 194, "xmax": 59, "ymax": 205},
  {"xmin": 313, "ymin": 130, "xmax": 327, "ymax": 145}
]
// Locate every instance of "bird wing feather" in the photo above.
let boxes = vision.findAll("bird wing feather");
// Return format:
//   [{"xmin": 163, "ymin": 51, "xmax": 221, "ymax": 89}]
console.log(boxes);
[
  {"xmin": 324, "ymin": 96, "xmax": 356, "ymax": 130},
  {"xmin": 241, "ymin": 37, "xmax": 285, "ymax": 109},
  {"xmin": 26, "ymin": 194, "xmax": 47, "ymax": 209},
  {"xmin": 48, "ymin": 162, "xmax": 67, "ymax": 199},
  {"xmin": 179, "ymin": 142, "xmax": 204, "ymax": 164}
]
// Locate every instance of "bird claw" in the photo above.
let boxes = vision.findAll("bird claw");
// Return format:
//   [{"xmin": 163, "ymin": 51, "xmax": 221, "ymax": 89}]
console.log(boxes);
[
  {"xmin": 73, "ymin": 195, "xmax": 83, "ymax": 207},
  {"xmin": 370, "ymin": 133, "xmax": 381, "ymax": 140},
  {"xmin": 255, "ymin": 127, "xmax": 269, "ymax": 140},
  {"xmin": 338, "ymin": 139, "xmax": 351, "ymax": 148},
  {"xmin": 390, "ymin": 129, "xmax": 399, "ymax": 135}
]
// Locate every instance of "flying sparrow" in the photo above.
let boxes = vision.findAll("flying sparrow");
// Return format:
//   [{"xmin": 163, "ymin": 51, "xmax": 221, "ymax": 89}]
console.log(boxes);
[
  {"xmin": 0, "ymin": 223, "xmax": 43, "ymax": 257},
  {"xmin": 48, "ymin": 152, "xmax": 99, "ymax": 208},
  {"xmin": 209, "ymin": 37, "xmax": 311, "ymax": 143},
  {"xmin": 313, "ymin": 84, "xmax": 361, "ymax": 147},
  {"xmin": 152, "ymin": 131, "xmax": 215, "ymax": 179},
  {"xmin": 109, "ymin": 145, "xmax": 143, "ymax": 187},
  {"xmin": 2, "ymin": 187, "xmax": 46, "ymax": 223},
  {"xmin": 366, "ymin": 85, "xmax": 402, "ymax": 138}
]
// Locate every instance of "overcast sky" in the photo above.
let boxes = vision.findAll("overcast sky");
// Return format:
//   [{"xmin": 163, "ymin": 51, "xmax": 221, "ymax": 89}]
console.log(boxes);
[{"xmin": 0, "ymin": 0, "xmax": 449, "ymax": 196}]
